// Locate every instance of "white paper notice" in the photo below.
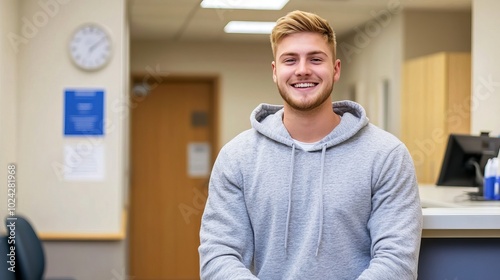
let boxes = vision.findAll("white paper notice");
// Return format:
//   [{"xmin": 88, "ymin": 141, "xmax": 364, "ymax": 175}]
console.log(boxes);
[
  {"xmin": 63, "ymin": 143, "xmax": 105, "ymax": 181},
  {"xmin": 188, "ymin": 142, "xmax": 211, "ymax": 177}
]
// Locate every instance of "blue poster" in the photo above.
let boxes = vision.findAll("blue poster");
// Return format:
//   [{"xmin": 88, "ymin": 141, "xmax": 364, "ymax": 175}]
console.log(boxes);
[{"xmin": 64, "ymin": 89, "xmax": 105, "ymax": 136}]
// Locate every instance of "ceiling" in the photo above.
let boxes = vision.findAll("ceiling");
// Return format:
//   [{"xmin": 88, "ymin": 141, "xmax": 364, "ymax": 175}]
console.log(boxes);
[{"xmin": 128, "ymin": 0, "xmax": 471, "ymax": 42}]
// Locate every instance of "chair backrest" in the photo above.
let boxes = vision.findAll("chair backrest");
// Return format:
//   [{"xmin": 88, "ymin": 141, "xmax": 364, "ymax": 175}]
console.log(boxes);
[
  {"xmin": 0, "ymin": 234, "xmax": 17, "ymax": 280},
  {"xmin": 7, "ymin": 216, "xmax": 46, "ymax": 280}
]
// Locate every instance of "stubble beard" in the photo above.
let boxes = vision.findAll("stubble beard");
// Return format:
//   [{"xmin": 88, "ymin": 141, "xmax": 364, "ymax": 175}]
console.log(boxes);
[{"xmin": 277, "ymin": 81, "xmax": 334, "ymax": 111}]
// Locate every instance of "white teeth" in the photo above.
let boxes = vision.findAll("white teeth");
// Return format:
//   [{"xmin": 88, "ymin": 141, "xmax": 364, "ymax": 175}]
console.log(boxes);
[{"xmin": 293, "ymin": 83, "xmax": 316, "ymax": 88}]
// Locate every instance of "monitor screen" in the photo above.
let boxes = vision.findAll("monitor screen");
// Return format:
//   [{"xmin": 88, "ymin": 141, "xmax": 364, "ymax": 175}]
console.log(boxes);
[{"xmin": 436, "ymin": 133, "xmax": 500, "ymax": 188}]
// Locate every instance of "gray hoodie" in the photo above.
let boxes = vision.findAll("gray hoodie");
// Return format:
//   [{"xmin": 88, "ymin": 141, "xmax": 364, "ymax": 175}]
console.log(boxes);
[{"xmin": 199, "ymin": 101, "xmax": 422, "ymax": 280}]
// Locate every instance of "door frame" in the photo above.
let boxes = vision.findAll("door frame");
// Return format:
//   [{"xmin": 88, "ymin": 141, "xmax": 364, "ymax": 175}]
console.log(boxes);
[{"xmin": 127, "ymin": 73, "xmax": 220, "ymax": 276}]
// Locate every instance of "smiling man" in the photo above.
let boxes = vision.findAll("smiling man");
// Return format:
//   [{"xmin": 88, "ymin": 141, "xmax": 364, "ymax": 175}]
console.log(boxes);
[{"xmin": 199, "ymin": 10, "xmax": 422, "ymax": 280}]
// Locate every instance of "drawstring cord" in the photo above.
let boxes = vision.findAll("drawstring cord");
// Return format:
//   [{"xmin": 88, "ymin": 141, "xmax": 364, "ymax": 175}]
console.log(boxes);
[
  {"xmin": 316, "ymin": 144, "xmax": 327, "ymax": 256},
  {"xmin": 284, "ymin": 144, "xmax": 295, "ymax": 253}
]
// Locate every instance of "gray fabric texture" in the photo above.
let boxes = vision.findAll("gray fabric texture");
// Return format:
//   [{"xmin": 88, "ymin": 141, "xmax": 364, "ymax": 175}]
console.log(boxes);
[{"xmin": 199, "ymin": 100, "xmax": 422, "ymax": 280}]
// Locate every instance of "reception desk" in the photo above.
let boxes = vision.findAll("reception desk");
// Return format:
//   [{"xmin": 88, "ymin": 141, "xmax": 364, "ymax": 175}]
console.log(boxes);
[
  {"xmin": 418, "ymin": 185, "xmax": 500, "ymax": 279},
  {"xmin": 419, "ymin": 184, "xmax": 500, "ymax": 237}
]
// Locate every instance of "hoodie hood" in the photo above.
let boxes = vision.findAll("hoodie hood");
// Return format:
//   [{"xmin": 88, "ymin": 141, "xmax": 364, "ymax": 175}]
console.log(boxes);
[
  {"xmin": 249, "ymin": 100, "xmax": 369, "ymax": 255},
  {"xmin": 250, "ymin": 100, "xmax": 369, "ymax": 150}
]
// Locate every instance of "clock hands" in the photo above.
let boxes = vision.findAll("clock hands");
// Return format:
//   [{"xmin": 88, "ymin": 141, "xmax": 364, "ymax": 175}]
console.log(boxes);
[{"xmin": 88, "ymin": 36, "xmax": 107, "ymax": 53}]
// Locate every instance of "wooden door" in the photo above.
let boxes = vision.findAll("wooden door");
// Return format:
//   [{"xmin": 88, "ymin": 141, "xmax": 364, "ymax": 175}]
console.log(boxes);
[
  {"xmin": 402, "ymin": 53, "xmax": 447, "ymax": 183},
  {"xmin": 401, "ymin": 52, "xmax": 470, "ymax": 184},
  {"xmin": 129, "ymin": 78, "xmax": 217, "ymax": 280}
]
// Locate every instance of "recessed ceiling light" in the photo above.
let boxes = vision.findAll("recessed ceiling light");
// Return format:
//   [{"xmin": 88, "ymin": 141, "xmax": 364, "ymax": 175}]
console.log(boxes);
[
  {"xmin": 224, "ymin": 21, "xmax": 276, "ymax": 34},
  {"xmin": 201, "ymin": 0, "xmax": 289, "ymax": 10}
]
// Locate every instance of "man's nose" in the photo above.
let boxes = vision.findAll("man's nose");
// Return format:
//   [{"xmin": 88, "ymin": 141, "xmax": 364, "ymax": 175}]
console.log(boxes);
[{"xmin": 295, "ymin": 60, "xmax": 311, "ymax": 76}]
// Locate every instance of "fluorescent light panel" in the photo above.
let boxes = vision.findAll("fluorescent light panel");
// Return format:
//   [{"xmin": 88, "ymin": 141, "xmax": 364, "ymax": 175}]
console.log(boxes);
[
  {"xmin": 224, "ymin": 21, "xmax": 276, "ymax": 34},
  {"xmin": 200, "ymin": 0, "xmax": 289, "ymax": 10}
]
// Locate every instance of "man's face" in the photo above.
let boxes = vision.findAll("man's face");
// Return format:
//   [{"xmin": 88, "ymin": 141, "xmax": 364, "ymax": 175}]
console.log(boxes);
[{"xmin": 272, "ymin": 32, "xmax": 340, "ymax": 112}]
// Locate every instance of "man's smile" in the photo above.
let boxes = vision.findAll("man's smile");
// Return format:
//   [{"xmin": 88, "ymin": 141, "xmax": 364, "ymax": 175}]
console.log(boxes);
[{"xmin": 291, "ymin": 82, "xmax": 319, "ymax": 88}]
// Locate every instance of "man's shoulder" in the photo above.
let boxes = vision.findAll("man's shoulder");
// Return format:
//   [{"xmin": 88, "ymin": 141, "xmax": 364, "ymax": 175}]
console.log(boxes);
[
  {"xmin": 359, "ymin": 123, "xmax": 405, "ymax": 150},
  {"xmin": 221, "ymin": 128, "xmax": 261, "ymax": 152}
]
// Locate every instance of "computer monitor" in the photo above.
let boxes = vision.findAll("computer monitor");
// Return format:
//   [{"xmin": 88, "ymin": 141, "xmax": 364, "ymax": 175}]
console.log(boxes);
[{"xmin": 436, "ymin": 133, "xmax": 500, "ymax": 194}]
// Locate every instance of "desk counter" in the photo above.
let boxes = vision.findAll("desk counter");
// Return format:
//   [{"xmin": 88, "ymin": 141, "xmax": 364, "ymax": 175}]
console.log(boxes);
[{"xmin": 419, "ymin": 185, "xmax": 500, "ymax": 237}]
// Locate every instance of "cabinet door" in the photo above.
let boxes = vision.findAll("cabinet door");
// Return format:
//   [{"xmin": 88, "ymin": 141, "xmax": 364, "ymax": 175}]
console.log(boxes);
[
  {"xmin": 402, "ymin": 52, "xmax": 470, "ymax": 184},
  {"xmin": 446, "ymin": 53, "xmax": 471, "ymax": 135}
]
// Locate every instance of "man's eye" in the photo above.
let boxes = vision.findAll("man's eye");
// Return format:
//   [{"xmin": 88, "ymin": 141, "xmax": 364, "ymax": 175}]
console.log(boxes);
[
  {"xmin": 311, "ymin": 58, "xmax": 322, "ymax": 63},
  {"xmin": 283, "ymin": 58, "xmax": 295, "ymax": 64}
]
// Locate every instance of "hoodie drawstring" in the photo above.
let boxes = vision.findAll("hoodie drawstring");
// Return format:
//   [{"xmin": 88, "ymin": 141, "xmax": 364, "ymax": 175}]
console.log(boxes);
[
  {"xmin": 316, "ymin": 144, "xmax": 327, "ymax": 256},
  {"xmin": 284, "ymin": 144, "xmax": 295, "ymax": 253},
  {"xmin": 284, "ymin": 143, "xmax": 327, "ymax": 256}
]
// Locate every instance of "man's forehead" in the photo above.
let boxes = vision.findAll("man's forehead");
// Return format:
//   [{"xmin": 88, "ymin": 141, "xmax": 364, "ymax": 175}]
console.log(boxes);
[{"xmin": 276, "ymin": 38, "xmax": 332, "ymax": 58}]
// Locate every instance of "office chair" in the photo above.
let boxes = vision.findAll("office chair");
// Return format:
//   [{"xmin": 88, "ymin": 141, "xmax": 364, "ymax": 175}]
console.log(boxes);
[
  {"xmin": 5, "ymin": 215, "xmax": 74, "ymax": 280},
  {"xmin": 0, "ymin": 234, "xmax": 17, "ymax": 280},
  {"xmin": 6, "ymin": 215, "xmax": 46, "ymax": 280}
]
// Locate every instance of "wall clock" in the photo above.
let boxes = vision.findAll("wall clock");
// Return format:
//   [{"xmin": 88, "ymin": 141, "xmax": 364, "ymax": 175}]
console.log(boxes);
[{"xmin": 69, "ymin": 23, "xmax": 112, "ymax": 71}]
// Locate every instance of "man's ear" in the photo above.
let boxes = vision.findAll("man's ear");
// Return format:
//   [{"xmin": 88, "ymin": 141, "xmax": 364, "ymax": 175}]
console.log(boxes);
[
  {"xmin": 333, "ymin": 59, "xmax": 341, "ymax": 82},
  {"xmin": 272, "ymin": 61, "xmax": 277, "ymax": 83}
]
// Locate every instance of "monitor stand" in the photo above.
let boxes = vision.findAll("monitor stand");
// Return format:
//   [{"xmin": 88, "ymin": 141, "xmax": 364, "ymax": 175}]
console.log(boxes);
[{"xmin": 465, "ymin": 159, "xmax": 485, "ymax": 201}]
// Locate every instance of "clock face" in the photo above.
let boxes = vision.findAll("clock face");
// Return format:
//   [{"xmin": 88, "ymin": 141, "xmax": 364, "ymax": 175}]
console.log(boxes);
[{"xmin": 69, "ymin": 24, "xmax": 112, "ymax": 71}]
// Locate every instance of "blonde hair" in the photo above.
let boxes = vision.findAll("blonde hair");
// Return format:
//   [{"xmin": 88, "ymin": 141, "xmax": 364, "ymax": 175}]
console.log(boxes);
[{"xmin": 270, "ymin": 10, "xmax": 336, "ymax": 60}]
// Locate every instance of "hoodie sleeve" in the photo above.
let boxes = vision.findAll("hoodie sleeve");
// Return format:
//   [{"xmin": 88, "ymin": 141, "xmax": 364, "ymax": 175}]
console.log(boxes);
[
  {"xmin": 357, "ymin": 144, "xmax": 423, "ymax": 280},
  {"xmin": 199, "ymin": 147, "xmax": 259, "ymax": 280}
]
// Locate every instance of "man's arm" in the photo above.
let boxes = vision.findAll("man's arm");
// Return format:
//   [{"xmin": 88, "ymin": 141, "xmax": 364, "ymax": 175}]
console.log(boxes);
[
  {"xmin": 199, "ymin": 148, "xmax": 258, "ymax": 280},
  {"xmin": 357, "ymin": 144, "xmax": 423, "ymax": 280}
]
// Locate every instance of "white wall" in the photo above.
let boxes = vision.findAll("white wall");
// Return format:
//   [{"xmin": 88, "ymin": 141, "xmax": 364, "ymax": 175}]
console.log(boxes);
[
  {"xmin": 471, "ymin": 0, "xmax": 500, "ymax": 137},
  {"xmin": 335, "ymin": 10, "xmax": 404, "ymax": 137},
  {"xmin": 131, "ymin": 41, "xmax": 282, "ymax": 146},
  {"xmin": 0, "ymin": 0, "xmax": 19, "ymax": 231},
  {"xmin": 10, "ymin": 0, "xmax": 129, "ymax": 279},
  {"xmin": 17, "ymin": 0, "xmax": 120, "ymax": 233},
  {"xmin": 334, "ymin": 8, "xmax": 473, "ymax": 139},
  {"xmin": 404, "ymin": 10, "xmax": 471, "ymax": 60}
]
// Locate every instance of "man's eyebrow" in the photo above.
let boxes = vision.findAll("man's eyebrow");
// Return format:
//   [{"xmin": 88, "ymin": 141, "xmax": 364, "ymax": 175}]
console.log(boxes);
[
  {"xmin": 278, "ymin": 52, "xmax": 298, "ymax": 59},
  {"xmin": 278, "ymin": 51, "xmax": 328, "ymax": 59},
  {"xmin": 307, "ymin": 51, "xmax": 328, "ymax": 56}
]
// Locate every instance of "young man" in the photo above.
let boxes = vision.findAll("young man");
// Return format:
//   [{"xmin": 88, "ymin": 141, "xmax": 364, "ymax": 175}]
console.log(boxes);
[{"xmin": 199, "ymin": 10, "xmax": 422, "ymax": 280}]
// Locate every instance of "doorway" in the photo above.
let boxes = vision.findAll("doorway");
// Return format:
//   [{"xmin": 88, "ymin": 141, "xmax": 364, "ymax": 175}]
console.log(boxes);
[{"xmin": 129, "ymin": 76, "xmax": 218, "ymax": 280}]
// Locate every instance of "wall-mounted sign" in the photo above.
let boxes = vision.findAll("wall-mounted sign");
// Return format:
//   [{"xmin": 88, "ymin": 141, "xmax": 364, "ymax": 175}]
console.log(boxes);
[
  {"xmin": 63, "ymin": 143, "xmax": 105, "ymax": 181},
  {"xmin": 64, "ymin": 89, "xmax": 105, "ymax": 136},
  {"xmin": 188, "ymin": 142, "xmax": 211, "ymax": 177}
]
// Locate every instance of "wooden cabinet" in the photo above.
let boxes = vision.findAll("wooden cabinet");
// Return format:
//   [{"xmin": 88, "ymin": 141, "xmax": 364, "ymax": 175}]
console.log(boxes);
[{"xmin": 401, "ymin": 52, "xmax": 471, "ymax": 184}]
